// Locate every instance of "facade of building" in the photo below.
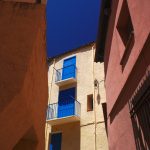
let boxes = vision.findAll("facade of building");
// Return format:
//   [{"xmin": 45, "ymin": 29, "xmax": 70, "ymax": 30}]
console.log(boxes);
[
  {"xmin": 45, "ymin": 43, "xmax": 108, "ymax": 150},
  {"xmin": 95, "ymin": 0, "xmax": 150, "ymax": 150},
  {"xmin": 0, "ymin": 0, "xmax": 48, "ymax": 149}
]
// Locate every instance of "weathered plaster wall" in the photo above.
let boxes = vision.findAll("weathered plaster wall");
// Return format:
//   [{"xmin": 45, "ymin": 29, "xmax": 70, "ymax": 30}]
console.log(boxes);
[
  {"xmin": 81, "ymin": 123, "xmax": 108, "ymax": 150},
  {"xmin": 103, "ymin": 0, "xmax": 150, "ymax": 149},
  {"xmin": 46, "ymin": 45, "xmax": 108, "ymax": 150},
  {"xmin": 105, "ymin": 0, "xmax": 150, "ymax": 114},
  {"xmin": 0, "ymin": 1, "xmax": 48, "ymax": 149},
  {"xmin": 52, "ymin": 122, "xmax": 80, "ymax": 150}
]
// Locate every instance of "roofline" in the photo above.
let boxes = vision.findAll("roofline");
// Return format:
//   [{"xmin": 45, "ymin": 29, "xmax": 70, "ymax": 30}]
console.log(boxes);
[
  {"xmin": 95, "ymin": 0, "xmax": 111, "ymax": 62},
  {"xmin": 47, "ymin": 41, "xmax": 95, "ymax": 63}
]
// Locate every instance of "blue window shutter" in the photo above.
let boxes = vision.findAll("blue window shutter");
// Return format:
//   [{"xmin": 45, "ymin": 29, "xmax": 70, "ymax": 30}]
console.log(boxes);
[
  {"xmin": 50, "ymin": 133, "xmax": 62, "ymax": 150},
  {"xmin": 58, "ymin": 87, "xmax": 75, "ymax": 118},
  {"xmin": 62, "ymin": 56, "xmax": 76, "ymax": 80}
]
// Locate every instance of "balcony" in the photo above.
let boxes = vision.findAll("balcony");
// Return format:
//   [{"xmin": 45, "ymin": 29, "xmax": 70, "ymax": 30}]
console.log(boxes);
[
  {"xmin": 55, "ymin": 65, "xmax": 77, "ymax": 86},
  {"xmin": 46, "ymin": 100, "xmax": 81, "ymax": 125}
]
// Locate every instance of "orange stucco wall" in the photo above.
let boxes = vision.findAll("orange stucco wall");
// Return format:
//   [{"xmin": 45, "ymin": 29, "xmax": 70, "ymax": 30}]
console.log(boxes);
[{"xmin": 0, "ymin": 1, "xmax": 48, "ymax": 149}]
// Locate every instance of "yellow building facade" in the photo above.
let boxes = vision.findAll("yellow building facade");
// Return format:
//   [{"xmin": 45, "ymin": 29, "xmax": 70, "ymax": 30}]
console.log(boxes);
[{"xmin": 45, "ymin": 43, "xmax": 108, "ymax": 150}]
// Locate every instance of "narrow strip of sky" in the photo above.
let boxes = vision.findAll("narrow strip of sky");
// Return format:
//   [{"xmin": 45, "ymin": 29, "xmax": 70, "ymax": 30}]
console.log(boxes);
[{"xmin": 46, "ymin": 0, "xmax": 101, "ymax": 57}]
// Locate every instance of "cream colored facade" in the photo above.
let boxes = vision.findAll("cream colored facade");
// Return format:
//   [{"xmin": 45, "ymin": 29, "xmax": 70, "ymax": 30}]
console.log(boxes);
[{"xmin": 45, "ymin": 43, "xmax": 108, "ymax": 150}]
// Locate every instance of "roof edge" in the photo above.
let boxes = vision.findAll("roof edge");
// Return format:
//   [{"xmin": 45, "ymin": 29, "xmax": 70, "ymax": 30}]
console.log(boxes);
[
  {"xmin": 95, "ymin": 0, "xmax": 111, "ymax": 63},
  {"xmin": 47, "ymin": 41, "xmax": 95, "ymax": 63}
]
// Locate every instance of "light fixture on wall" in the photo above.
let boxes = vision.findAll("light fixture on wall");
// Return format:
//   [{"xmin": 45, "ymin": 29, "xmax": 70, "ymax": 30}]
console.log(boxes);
[{"xmin": 94, "ymin": 79, "xmax": 99, "ymax": 89}]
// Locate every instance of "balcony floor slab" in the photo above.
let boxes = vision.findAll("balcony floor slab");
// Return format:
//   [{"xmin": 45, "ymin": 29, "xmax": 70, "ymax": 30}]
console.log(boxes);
[
  {"xmin": 46, "ymin": 115, "xmax": 80, "ymax": 125},
  {"xmin": 55, "ymin": 78, "xmax": 77, "ymax": 87}
]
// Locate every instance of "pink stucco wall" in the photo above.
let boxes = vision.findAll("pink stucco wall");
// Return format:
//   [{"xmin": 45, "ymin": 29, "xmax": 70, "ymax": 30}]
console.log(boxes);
[{"xmin": 104, "ymin": 0, "xmax": 150, "ymax": 149}]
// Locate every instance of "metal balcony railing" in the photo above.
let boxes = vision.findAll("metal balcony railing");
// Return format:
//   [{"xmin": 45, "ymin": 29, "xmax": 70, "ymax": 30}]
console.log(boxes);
[
  {"xmin": 55, "ymin": 65, "xmax": 77, "ymax": 82},
  {"xmin": 46, "ymin": 100, "xmax": 81, "ymax": 120}
]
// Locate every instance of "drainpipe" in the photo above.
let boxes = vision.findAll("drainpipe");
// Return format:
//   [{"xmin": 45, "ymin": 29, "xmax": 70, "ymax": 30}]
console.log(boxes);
[
  {"xmin": 45, "ymin": 58, "xmax": 56, "ymax": 149},
  {"xmin": 48, "ymin": 58, "xmax": 56, "ymax": 104},
  {"xmin": 92, "ymin": 44, "xmax": 97, "ymax": 150}
]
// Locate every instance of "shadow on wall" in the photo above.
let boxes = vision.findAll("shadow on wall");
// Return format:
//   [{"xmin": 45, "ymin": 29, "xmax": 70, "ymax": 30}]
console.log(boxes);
[
  {"xmin": 129, "ymin": 63, "xmax": 150, "ymax": 150},
  {"xmin": 104, "ymin": 0, "xmax": 119, "ymax": 74},
  {"xmin": 94, "ymin": 79, "xmax": 101, "ymax": 105},
  {"xmin": 0, "ymin": 50, "xmax": 31, "ymax": 113},
  {"xmin": 94, "ymin": 79, "xmax": 108, "ymax": 136},
  {"xmin": 102, "ymin": 103, "xmax": 108, "ymax": 136},
  {"xmin": 13, "ymin": 126, "xmax": 38, "ymax": 150},
  {"xmin": 0, "ymin": 0, "xmax": 47, "ymax": 113},
  {"xmin": 97, "ymin": 93, "xmax": 101, "ymax": 105},
  {"xmin": 110, "ymin": 34, "xmax": 150, "ymax": 125}
]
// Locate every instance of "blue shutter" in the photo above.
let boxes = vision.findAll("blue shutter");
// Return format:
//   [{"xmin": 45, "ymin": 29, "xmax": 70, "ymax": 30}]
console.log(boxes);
[
  {"xmin": 62, "ymin": 56, "xmax": 76, "ymax": 80},
  {"xmin": 58, "ymin": 87, "xmax": 75, "ymax": 118},
  {"xmin": 50, "ymin": 133, "xmax": 62, "ymax": 150}
]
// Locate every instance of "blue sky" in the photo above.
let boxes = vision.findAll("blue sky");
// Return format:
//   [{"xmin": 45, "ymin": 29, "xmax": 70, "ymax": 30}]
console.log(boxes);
[{"xmin": 46, "ymin": 0, "xmax": 101, "ymax": 57}]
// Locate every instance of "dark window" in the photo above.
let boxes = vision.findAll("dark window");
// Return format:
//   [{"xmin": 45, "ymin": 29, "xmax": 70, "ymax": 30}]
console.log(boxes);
[
  {"xmin": 87, "ymin": 94, "xmax": 93, "ymax": 111},
  {"xmin": 102, "ymin": 103, "xmax": 108, "ymax": 135},
  {"xmin": 117, "ymin": 0, "xmax": 134, "ymax": 46},
  {"xmin": 50, "ymin": 133, "xmax": 62, "ymax": 150},
  {"xmin": 117, "ymin": 0, "xmax": 135, "ymax": 70}
]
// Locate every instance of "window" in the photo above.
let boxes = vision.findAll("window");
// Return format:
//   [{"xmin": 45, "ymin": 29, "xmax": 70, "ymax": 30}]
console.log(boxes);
[
  {"xmin": 117, "ymin": 0, "xmax": 134, "ymax": 47},
  {"xmin": 129, "ymin": 80, "xmax": 150, "ymax": 149},
  {"xmin": 62, "ymin": 56, "xmax": 76, "ymax": 80},
  {"xmin": 50, "ymin": 133, "xmax": 62, "ymax": 150},
  {"xmin": 117, "ymin": 0, "xmax": 134, "ymax": 69},
  {"xmin": 87, "ymin": 94, "xmax": 93, "ymax": 111},
  {"xmin": 58, "ymin": 87, "xmax": 75, "ymax": 118}
]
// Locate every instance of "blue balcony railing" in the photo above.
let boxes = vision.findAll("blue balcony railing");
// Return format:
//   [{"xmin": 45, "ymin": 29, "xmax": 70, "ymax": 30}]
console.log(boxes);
[
  {"xmin": 55, "ymin": 65, "xmax": 77, "ymax": 82},
  {"xmin": 46, "ymin": 100, "xmax": 81, "ymax": 120}
]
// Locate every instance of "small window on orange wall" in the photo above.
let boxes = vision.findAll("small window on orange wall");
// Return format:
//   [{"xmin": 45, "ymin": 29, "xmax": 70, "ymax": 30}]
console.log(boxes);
[{"xmin": 87, "ymin": 94, "xmax": 93, "ymax": 111}]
